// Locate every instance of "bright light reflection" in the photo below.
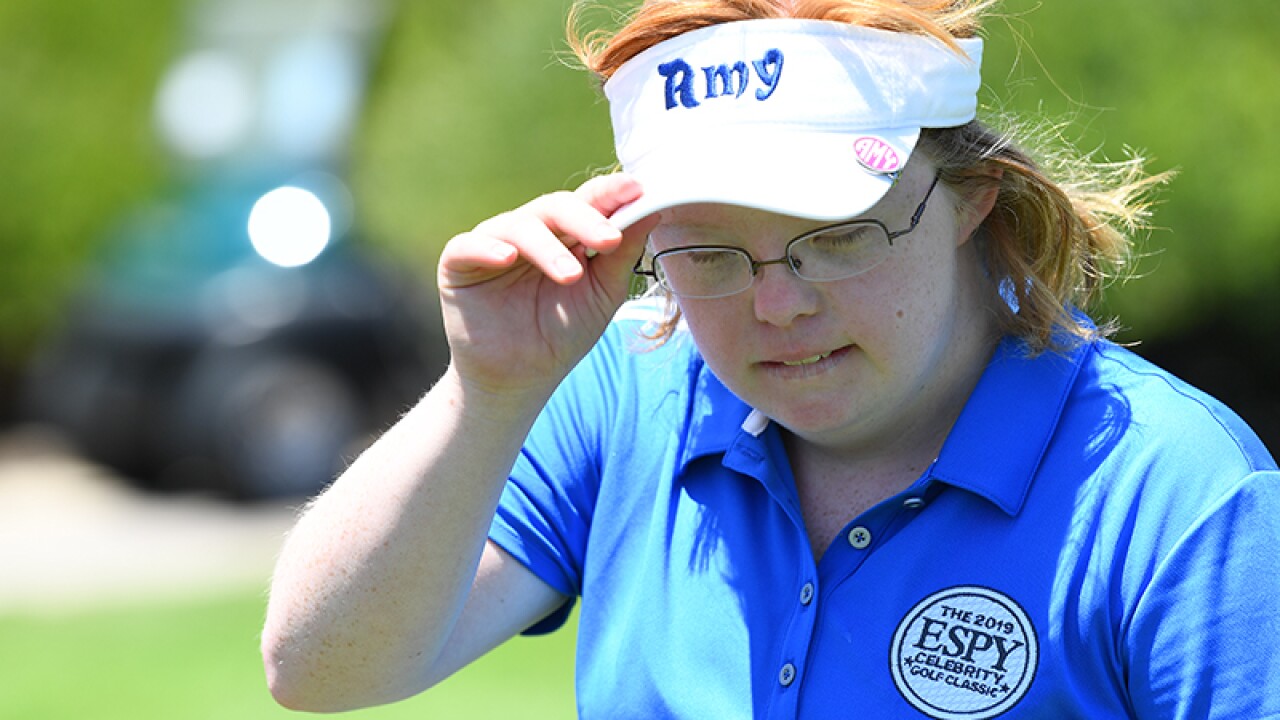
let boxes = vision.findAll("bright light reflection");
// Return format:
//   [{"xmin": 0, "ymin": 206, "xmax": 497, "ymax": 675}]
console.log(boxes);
[
  {"xmin": 155, "ymin": 50, "xmax": 253, "ymax": 159},
  {"xmin": 248, "ymin": 187, "xmax": 331, "ymax": 267}
]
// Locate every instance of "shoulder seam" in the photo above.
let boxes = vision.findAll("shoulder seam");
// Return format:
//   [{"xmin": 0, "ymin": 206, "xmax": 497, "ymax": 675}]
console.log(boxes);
[{"xmin": 1094, "ymin": 343, "xmax": 1265, "ymax": 470}]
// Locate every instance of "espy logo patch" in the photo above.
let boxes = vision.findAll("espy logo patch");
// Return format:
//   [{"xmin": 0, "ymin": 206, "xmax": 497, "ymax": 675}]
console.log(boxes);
[{"xmin": 889, "ymin": 586, "xmax": 1038, "ymax": 719}]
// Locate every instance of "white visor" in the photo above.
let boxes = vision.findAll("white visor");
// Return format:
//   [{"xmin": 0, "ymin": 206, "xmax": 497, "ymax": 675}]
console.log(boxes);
[{"xmin": 603, "ymin": 19, "xmax": 983, "ymax": 230}]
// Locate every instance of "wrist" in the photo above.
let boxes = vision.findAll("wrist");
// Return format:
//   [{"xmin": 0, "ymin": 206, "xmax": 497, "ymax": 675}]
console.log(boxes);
[{"xmin": 430, "ymin": 364, "xmax": 559, "ymax": 428}]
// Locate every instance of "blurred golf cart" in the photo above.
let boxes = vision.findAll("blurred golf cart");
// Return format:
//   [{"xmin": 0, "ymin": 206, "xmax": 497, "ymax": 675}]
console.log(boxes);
[{"xmin": 23, "ymin": 0, "xmax": 446, "ymax": 500}]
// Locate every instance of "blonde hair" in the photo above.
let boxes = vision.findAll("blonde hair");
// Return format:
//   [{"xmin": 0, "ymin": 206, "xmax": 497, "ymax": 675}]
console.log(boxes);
[{"xmin": 570, "ymin": 0, "xmax": 1167, "ymax": 353}]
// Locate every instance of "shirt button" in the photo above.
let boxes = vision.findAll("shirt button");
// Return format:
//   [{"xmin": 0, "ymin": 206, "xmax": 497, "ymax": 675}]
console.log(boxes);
[
  {"xmin": 903, "ymin": 497, "xmax": 925, "ymax": 510},
  {"xmin": 778, "ymin": 663, "xmax": 797, "ymax": 687},
  {"xmin": 799, "ymin": 582, "xmax": 815, "ymax": 605},
  {"xmin": 848, "ymin": 526, "xmax": 872, "ymax": 549}
]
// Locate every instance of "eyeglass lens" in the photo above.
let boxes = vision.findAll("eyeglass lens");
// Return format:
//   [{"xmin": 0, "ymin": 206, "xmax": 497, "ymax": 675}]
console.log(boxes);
[{"xmin": 653, "ymin": 223, "xmax": 891, "ymax": 299}]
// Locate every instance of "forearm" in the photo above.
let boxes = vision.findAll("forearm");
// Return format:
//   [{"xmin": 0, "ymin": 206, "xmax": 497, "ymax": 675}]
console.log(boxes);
[
  {"xmin": 261, "ymin": 173, "xmax": 648, "ymax": 711},
  {"xmin": 261, "ymin": 366, "xmax": 551, "ymax": 711}
]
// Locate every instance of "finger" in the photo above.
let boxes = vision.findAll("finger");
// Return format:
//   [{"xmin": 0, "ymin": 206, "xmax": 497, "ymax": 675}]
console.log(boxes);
[
  {"xmin": 583, "ymin": 212, "xmax": 661, "ymax": 296},
  {"xmin": 573, "ymin": 173, "xmax": 644, "ymax": 220},
  {"xmin": 437, "ymin": 229, "xmax": 519, "ymax": 287},
  {"xmin": 443, "ymin": 176, "xmax": 647, "ymax": 289},
  {"xmin": 460, "ymin": 210, "xmax": 586, "ymax": 285},
  {"xmin": 541, "ymin": 174, "xmax": 648, "ymax": 262},
  {"xmin": 521, "ymin": 190, "xmax": 623, "ymax": 255}
]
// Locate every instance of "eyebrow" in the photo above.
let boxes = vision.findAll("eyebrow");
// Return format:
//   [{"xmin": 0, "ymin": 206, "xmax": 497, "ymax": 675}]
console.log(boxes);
[{"xmin": 648, "ymin": 221, "xmax": 739, "ymax": 240}]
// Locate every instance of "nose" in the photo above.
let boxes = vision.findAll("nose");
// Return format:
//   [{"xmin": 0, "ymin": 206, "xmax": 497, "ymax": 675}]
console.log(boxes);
[{"xmin": 750, "ymin": 261, "xmax": 820, "ymax": 327}]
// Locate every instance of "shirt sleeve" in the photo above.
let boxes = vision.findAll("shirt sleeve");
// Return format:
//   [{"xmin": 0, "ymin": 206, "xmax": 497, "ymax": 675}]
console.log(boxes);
[
  {"xmin": 1126, "ymin": 470, "xmax": 1280, "ymax": 718},
  {"xmin": 487, "ymin": 321, "xmax": 636, "ymax": 632}
]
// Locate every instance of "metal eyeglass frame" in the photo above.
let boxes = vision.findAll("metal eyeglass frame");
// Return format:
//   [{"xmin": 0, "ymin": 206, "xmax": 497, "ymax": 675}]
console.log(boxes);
[{"xmin": 632, "ymin": 173, "xmax": 942, "ymax": 299}]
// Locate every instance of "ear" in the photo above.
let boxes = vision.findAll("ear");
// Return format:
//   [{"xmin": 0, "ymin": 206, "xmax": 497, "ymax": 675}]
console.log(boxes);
[{"xmin": 955, "ymin": 168, "xmax": 1003, "ymax": 247}]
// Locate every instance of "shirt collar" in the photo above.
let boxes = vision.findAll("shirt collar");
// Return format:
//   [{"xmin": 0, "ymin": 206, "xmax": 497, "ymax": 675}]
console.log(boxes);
[
  {"xmin": 930, "ymin": 336, "xmax": 1088, "ymax": 515},
  {"xmin": 680, "ymin": 358, "xmax": 757, "ymax": 469},
  {"xmin": 677, "ymin": 335, "xmax": 1089, "ymax": 517}
]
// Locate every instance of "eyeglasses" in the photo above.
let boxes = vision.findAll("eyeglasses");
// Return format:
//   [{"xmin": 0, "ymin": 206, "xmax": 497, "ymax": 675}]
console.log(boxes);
[{"xmin": 633, "ymin": 174, "xmax": 941, "ymax": 299}]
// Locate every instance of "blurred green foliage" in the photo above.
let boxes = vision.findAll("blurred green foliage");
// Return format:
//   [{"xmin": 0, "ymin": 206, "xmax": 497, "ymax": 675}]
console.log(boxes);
[
  {"xmin": 351, "ymin": 0, "xmax": 618, "ymax": 268},
  {"xmin": 0, "ymin": 1, "xmax": 178, "ymax": 371},
  {"xmin": 977, "ymin": 0, "xmax": 1280, "ymax": 339},
  {"xmin": 1, "ymin": 0, "xmax": 1278, "ymax": 368}
]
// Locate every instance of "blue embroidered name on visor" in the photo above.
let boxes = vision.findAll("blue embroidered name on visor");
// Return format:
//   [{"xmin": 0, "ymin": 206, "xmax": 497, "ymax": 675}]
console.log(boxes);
[{"xmin": 658, "ymin": 48, "xmax": 784, "ymax": 109}]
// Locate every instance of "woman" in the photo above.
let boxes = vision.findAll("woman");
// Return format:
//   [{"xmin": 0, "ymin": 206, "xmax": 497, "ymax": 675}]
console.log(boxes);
[{"xmin": 262, "ymin": 1, "xmax": 1280, "ymax": 717}]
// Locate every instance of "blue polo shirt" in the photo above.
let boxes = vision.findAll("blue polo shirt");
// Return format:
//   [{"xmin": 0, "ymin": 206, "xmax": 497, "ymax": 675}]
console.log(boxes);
[{"xmin": 489, "ymin": 300, "xmax": 1280, "ymax": 719}]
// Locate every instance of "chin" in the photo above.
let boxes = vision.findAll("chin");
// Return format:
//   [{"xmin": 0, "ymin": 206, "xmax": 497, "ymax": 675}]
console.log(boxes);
[{"xmin": 762, "ymin": 401, "xmax": 860, "ymax": 438}]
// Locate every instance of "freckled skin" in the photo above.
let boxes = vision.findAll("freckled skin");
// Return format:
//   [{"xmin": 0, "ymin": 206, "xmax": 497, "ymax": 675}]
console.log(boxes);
[{"xmin": 660, "ymin": 160, "xmax": 1001, "ymax": 465}]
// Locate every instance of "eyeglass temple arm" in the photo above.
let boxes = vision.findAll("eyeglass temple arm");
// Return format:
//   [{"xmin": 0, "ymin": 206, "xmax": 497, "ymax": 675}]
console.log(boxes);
[
  {"xmin": 887, "ymin": 173, "xmax": 941, "ymax": 241},
  {"xmin": 632, "ymin": 255, "xmax": 657, "ymax": 277}
]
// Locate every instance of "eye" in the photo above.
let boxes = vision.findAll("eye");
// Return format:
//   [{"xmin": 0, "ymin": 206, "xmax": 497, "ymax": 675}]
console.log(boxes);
[
  {"xmin": 683, "ymin": 249, "xmax": 737, "ymax": 266},
  {"xmin": 806, "ymin": 224, "xmax": 880, "ymax": 250},
  {"xmin": 789, "ymin": 223, "xmax": 892, "ymax": 280}
]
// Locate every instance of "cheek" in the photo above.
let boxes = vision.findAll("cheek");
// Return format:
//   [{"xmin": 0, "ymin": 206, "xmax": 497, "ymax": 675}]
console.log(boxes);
[
  {"xmin": 854, "ymin": 243, "xmax": 958, "ymax": 349},
  {"xmin": 677, "ymin": 300, "xmax": 742, "ymax": 359}
]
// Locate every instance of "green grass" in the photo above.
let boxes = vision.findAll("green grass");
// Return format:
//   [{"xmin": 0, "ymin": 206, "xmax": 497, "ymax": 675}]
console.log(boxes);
[{"xmin": 0, "ymin": 590, "xmax": 578, "ymax": 719}]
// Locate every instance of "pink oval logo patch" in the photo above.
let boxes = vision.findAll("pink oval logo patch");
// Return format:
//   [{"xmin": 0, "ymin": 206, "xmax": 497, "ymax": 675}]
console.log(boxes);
[{"xmin": 853, "ymin": 136, "xmax": 902, "ymax": 174}]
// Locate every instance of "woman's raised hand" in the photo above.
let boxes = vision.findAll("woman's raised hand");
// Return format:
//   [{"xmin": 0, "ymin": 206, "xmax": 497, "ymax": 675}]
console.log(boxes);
[{"xmin": 437, "ymin": 174, "xmax": 654, "ymax": 397}]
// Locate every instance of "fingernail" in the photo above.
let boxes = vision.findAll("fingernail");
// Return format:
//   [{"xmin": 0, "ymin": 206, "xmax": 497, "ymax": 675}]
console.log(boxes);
[
  {"xmin": 555, "ymin": 255, "xmax": 581, "ymax": 278},
  {"xmin": 490, "ymin": 241, "xmax": 515, "ymax": 260},
  {"xmin": 594, "ymin": 222, "xmax": 621, "ymax": 241}
]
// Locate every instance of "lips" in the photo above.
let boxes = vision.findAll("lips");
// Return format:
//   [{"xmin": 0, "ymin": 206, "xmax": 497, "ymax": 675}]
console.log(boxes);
[
  {"xmin": 763, "ymin": 345, "xmax": 853, "ymax": 373},
  {"xmin": 782, "ymin": 350, "xmax": 833, "ymax": 367}
]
